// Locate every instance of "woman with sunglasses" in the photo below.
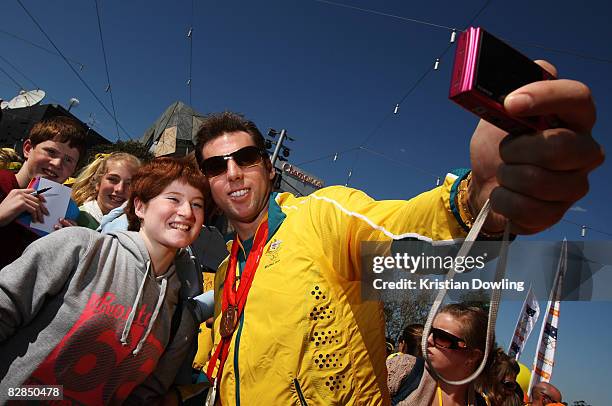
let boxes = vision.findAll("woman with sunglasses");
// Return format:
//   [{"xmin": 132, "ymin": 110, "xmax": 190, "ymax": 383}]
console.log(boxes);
[
  {"xmin": 0, "ymin": 157, "xmax": 209, "ymax": 404},
  {"xmin": 387, "ymin": 303, "xmax": 491, "ymax": 406}
]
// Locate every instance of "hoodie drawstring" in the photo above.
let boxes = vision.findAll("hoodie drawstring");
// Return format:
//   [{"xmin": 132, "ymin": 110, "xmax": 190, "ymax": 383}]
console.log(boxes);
[
  {"xmin": 133, "ymin": 276, "xmax": 167, "ymax": 355},
  {"xmin": 120, "ymin": 260, "xmax": 170, "ymax": 355}
]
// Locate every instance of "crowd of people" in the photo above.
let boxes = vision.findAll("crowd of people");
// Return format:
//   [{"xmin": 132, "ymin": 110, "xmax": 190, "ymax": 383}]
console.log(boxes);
[
  {"xmin": 0, "ymin": 61, "xmax": 603, "ymax": 405},
  {"xmin": 386, "ymin": 308, "xmax": 564, "ymax": 406}
]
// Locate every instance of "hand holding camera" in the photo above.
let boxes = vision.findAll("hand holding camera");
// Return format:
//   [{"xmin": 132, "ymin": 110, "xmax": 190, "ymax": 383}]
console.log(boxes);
[{"xmin": 451, "ymin": 28, "xmax": 604, "ymax": 235}]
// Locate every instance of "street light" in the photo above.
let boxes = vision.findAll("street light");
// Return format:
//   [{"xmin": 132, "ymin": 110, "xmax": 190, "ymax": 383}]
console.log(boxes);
[{"xmin": 68, "ymin": 97, "xmax": 79, "ymax": 111}]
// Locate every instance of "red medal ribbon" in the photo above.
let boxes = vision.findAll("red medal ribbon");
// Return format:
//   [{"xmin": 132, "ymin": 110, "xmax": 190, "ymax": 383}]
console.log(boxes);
[{"xmin": 206, "ymin": 219, "xmax": 269, "ymax": 386}]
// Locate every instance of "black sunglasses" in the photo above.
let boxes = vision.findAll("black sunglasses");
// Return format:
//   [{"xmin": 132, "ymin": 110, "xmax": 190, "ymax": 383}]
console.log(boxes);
[
  {"xmin": 431, "ymin": 327, "xmax": 468, "ymax": 350},
  {"xmin": 502, "ymin": 380, "xmax": 517, "ymax": 391},
  {"xmin": 201, "ymin": 146, "xmax": 267, "ymax": 178}
]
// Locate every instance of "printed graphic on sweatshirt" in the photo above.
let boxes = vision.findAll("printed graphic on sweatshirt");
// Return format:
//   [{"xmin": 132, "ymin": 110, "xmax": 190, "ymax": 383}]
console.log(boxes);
[{"xmin": 22, "ymin": 292, "xmax": 164, "ymax": 404}]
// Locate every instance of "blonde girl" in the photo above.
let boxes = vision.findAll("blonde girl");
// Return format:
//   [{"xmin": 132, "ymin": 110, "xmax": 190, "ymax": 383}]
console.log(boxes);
[{"xmin": 72, "ymin": 152, "xmax": 141, "ymax": 229}]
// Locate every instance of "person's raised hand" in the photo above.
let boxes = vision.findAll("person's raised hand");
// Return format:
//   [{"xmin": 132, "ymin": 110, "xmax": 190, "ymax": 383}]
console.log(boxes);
[
  {"xmin": 0, "ymin": 188, "xmax": 49, "ymax": 226},
  {"xmin": 469, "ymin": 60, "xmax": 604, "ymax": 234}
]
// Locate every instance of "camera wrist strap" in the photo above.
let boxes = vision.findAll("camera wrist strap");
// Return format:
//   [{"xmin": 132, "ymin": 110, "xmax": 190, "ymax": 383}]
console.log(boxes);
[{"xmin": 421, "ymin": 198, "xmax": 511, "ymax": 386}]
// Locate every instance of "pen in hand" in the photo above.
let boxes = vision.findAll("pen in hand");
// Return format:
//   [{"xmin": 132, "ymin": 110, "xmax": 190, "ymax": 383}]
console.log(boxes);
[{"xmin": 31, "ymin": 187, "xmax": 52, "ymax": 197}]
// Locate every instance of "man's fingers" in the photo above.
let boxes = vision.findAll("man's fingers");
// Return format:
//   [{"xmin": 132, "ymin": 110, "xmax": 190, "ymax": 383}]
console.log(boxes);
[
  {"xmin": 499, "ymin": 129, "xmax": 604, "ymax": 171},
  {"xmin": 497, "ymin": 164, "xmax": 589, "ymax": 202},
  {"xmin": 504, "ymin": 79, "xmax": 596, "ymax": 134},
  {"xmin": 489, "ymin": 187, "xmax": 571, "ymax": 233}
]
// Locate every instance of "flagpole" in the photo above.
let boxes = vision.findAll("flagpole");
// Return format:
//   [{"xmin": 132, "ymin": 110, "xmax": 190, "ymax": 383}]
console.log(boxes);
[{"xmin": 527, "ymin": 239, "xmax": 567, "ymax": 396}]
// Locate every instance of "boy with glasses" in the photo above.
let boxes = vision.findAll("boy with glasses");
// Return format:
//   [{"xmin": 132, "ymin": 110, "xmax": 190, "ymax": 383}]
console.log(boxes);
[{"xmin": 0, "ymin": 116, "xmax": 86, "ymax": 268}]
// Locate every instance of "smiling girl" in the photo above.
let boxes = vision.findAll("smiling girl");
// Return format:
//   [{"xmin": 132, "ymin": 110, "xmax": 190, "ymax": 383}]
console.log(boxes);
[
  {"xmin": 72, "ymin": 152, "xmax": 141, "ymax": 229},
  {"xmin": 0, "ymin": 157, "xmax": 209, "ymax": 404}
]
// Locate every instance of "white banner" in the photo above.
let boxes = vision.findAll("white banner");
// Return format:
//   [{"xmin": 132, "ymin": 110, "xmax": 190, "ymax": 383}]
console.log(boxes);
[{"xmin": 508, "ymin": 286, "xmax": 540, "ymax": 360}]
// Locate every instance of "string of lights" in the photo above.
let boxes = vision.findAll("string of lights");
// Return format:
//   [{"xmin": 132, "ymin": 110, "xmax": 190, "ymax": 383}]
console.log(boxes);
[
  {"xmin": 307, "ymin": 1, "xmax": 607, "ymax": 238},
  {"xmin": 295, "ymin": 146, "xmax": 361, "ymax": 166},
  {"xmin": 187, "ymin": 0, "xmax": 195, "ymax": 105},
  {"xmin": 313, "ymin": 0, "xmax": 611, "ymax": 65},
  {"xmin": 342, "ymin": 0, "xmax": 491, "ymax": 187},
  {"xmin": 559, "ymin": 218, "xmax": 612, "ymax": 239}
]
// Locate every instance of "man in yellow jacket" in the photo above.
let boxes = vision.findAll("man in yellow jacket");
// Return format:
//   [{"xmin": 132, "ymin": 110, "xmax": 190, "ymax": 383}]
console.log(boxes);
[{"xmin": 193, "ymin": 62, "xmax": 603, "ymax": 405}]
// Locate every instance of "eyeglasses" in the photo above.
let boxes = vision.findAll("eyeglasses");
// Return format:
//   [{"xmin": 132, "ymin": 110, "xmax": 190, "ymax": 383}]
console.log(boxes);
[
  {"xmin": 430, "ymin": 327, "xmax": 468, "ymax": 350},
  {"xmin": 501, "ymin": 380, "xmax": 517, "ymax": 391},
  {"xmin": 200, "ymin": 146, "xmax": 266, "ymax": 178}
]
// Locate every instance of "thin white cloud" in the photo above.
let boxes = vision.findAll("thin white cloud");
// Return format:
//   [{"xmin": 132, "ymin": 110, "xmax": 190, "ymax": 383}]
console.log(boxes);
[{"xmin": 569, "ymin": 206, "xmax": 587, "ymax": 212}]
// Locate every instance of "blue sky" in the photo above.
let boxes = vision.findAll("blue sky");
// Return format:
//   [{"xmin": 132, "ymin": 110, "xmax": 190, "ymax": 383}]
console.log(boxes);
[{"xmin": 1, "ymin": 1, "xmax": 611, "ymax": 403}]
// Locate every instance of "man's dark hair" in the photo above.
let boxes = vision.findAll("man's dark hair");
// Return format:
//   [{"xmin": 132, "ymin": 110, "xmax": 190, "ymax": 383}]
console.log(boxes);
[{"xmin": 194, "ymin": 111, "xmax": 269, "ymax": 171}]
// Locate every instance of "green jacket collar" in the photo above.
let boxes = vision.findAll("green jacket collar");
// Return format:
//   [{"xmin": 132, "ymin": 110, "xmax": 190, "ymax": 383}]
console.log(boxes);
[{"xmin": 236, "ymin": 192, "xmax": 286, "ymax": 261}]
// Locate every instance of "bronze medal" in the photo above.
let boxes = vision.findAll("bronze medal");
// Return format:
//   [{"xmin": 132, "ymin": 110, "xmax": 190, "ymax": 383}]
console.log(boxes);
[{"xmin": 220, "ymin": 305, "xmax": 238, "ymax": 338}]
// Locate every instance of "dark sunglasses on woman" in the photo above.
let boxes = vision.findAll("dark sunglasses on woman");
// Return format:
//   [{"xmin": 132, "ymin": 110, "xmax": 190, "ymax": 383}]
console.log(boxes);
[
  {"xmin": 430, "ymin": 327, "xmax": 468, "ymax": 350},
  {"xmin": 502, "ymin": 380, "xmax": 517, "ymax": 391},
  {"xmin": 201, "ymin": 145, "xmax": 267, "ymax": 178}
]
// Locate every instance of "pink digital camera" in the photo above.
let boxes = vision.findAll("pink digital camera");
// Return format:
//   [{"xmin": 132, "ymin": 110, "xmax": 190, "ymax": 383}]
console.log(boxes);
[{"xmin": 449, "ymin": 27, "xmax": 556, "ymax": 134}]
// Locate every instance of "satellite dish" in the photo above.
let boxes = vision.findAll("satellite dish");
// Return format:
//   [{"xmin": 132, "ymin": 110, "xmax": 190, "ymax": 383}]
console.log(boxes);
[
  {"xmin": 0, "ymin": 100, "xmax": 9, "ymax": 110},
  {"xmin": 7, "ymin": 89, "xmax": 46, "ymax": 109}
]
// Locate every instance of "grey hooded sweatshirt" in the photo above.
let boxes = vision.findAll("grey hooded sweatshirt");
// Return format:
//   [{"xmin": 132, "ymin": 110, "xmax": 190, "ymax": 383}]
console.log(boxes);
[{"xmin": 0, "ymin": 227, "xmax": 197, "ymax": 404}]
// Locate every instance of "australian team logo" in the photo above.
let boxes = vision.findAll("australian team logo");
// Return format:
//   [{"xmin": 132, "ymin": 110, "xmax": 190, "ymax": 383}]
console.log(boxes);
[{"xmin": 265, "ymin": 239, "xmax": 283, "ymax": 268}]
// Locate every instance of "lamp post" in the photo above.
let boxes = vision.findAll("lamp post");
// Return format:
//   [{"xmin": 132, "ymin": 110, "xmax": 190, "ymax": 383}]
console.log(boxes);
[{"xmin": 67, "ymin": 97, "xmax": 79, "ymax": 112}]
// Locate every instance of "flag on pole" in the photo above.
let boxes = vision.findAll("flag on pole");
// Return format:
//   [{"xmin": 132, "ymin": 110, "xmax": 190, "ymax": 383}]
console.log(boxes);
[
  {"xmin": 527, "ymin": 240, "xmax": 567, "ymax": 395},
  {"xmin": 508, "ymin": 286, "xmax": 540, "ymax": 360}
]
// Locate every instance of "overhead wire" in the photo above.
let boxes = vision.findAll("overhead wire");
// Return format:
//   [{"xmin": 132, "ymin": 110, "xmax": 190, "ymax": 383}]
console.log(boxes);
[
  {"xmin": 295, "ymin": 146, "xmax": 360, "ymax": 166},
  {"xmin": 0, "ymin": 55, "xmax": 38, "ymax": 90},
  {"xmin": 0, "ymin": 54, "xmax": 66, "ymax": 106},
  {"xmin": 0, "ymin": 28, "xmax": 85, "ymax": 70},
  {"xmin": 559, "ymin": 218, "xmax": 612, "ymax": 239},
  {"xmin": 313, "ymin": 0, "xmax": 454, "ymax": 30},
  {"xmin": 312, "ymin": 0, "xmax": 610, "ymax": 236},
  {"xmin": 0, "ymin": 62, "xmax": 39, "ymax": 112},
  {"xmin": 0, "ymin": 63, "xmax": 25, "ymax": 91},
  {"xmin": 313, "ymin": 0, "xmax": 611, "ymax": 65},
  {"xmin": 15, "ymin": 0, "xmax": 133, "ymax": 139},
  {"xmin": 358, "ymin": 146, "xmax": 438, "ymax": 178},
  {"xmin": 94, "ymin": 0, "xmax": 120, "ymax": 139},
  {"xmin": 341, "ymin": 0, "xmax": 491, "ymax": 186},
  {"xmin": 501, "ymin": 39, "xmax": 612, "ymax": 65}
]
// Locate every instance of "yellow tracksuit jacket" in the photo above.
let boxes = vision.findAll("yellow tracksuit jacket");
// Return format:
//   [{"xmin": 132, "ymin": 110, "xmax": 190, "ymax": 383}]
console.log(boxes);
[{"xmin": 208, "ymin": 173, "xmax": 468, "ymax": 405}]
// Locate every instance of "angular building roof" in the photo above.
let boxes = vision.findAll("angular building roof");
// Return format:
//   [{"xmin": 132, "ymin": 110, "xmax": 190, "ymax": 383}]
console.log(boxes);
[{"xmin": 141, "ymin": 101, "xmax": 206, "ymax": 157}]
